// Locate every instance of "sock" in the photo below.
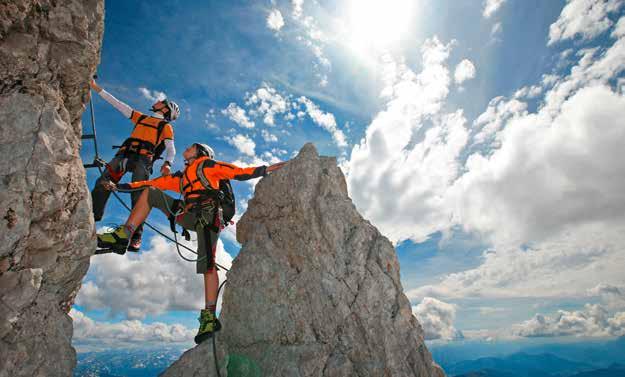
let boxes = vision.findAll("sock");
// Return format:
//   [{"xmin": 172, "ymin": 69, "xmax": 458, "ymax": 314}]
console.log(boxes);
[
  {"xmin": 124, "ymin": 223, "xmax": 137, "ymax": 237},
  {"xmin": 205, "ymin": 300, "xmax": 217, "ymax": 314}
]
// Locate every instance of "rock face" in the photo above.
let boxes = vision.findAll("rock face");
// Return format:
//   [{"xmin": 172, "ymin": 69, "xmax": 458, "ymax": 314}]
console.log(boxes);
[
  {"xmin": 0, "ymin": 1, "xmax": 104, "ymax": 376},
  {"xmin": 162, "ymin": 340, "xmax": 228, "ymax": 377},
  {"xmin": 163, "ymin": 144, "xmax": 444, "ymax": 377}
]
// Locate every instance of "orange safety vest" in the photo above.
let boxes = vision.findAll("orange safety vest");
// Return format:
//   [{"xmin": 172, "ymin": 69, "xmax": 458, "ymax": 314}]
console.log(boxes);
[
  {"xmin": 179, "ymin": 157, "xmax": 221, "ymax": 203},
  {"xmin": 117, "ymin": 113, "xmax": 170, "ymax": 158}
]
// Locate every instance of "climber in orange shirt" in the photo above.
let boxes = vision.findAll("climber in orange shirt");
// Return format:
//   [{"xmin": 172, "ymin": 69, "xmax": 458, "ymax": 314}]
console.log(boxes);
[
  {"xmin": 90, "ymin": 78, "xmax": 180, "ymax": 252},
  {"xmin": 97, "ymin": 143, "xmax": 286, "ymax": 343}
]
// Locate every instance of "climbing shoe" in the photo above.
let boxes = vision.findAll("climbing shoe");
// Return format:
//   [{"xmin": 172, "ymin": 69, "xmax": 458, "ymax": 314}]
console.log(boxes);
[
  {"xmin": 194, "ymin": 309, "xmax": 222, "ymax": 344},
  {"xmin": 127, "ymin": 233, "xmax": 142, "ymax": 252},
  {"xmin": 97, "ymin": 225, "xmax": 130, "ymax": 254}
]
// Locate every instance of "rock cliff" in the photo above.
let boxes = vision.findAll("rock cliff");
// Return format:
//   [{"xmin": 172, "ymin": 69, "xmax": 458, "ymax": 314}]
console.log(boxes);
[
  {"xmin": 0, "ymin": 1, "xmax": 103, "ymax": 376},
  {"xmin": 163, "ymin": 144, "xmax": 444, "ymax": 377}
]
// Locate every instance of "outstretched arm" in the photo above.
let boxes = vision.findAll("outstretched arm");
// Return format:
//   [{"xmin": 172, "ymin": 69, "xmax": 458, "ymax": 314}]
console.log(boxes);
[
  {"xmin": 267, "ymin": 161, "xmax": 287, "ymax": 173},
  {"xmin": 210, "ymin": 160, "xmax": 287, "ymax": 181},
  {"xmin": 90, "ymin": 79, "xmax": 134, "ymax": 119},
  {"xmin": 101, "ymin": 173, "xmax": 182, "ymax": 193}
]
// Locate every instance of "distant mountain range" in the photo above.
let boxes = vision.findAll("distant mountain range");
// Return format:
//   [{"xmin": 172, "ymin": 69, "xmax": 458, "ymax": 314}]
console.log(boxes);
[
  {"xmin": 73, "ymin": 338, "xmax": 625, "ymax": 377},
  {"xmin": 447, "ymin": 352, "xmax": 594, "ymax": 377},
  {"xmin": 74, "ymin": 347, "xmax": 186, "ymax": 377},
  {"xmin": 568, "ymin": 364, "xmax": 625, "ymax": 377},
  {"xmin": 452, "ymin": 363, "xmax": 625, "ymax": 377},
  {"xmin": 433, "ymin": 337, "xmax": 625, "ymax": 377},
  {"xmin": 431, "ymin": 337, "xmax": 625, "ymax": 368},
  {"xmin": 521, "ymin": 337, "xmax": 625, "ymax": 368}
]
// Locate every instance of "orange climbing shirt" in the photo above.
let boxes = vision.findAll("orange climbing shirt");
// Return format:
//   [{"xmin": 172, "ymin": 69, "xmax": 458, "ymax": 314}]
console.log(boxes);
[{"xmin": 126, "ymin": 156, "xmax": 266, "ymax": 201}]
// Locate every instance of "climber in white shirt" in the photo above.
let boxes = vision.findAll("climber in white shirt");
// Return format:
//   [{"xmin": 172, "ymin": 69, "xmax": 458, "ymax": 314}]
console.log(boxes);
[{"xmin": 89, "ymin": 78, "xmax": 179, "ymax": 251}]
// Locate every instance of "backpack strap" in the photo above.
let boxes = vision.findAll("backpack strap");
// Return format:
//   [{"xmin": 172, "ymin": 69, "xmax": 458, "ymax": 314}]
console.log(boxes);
[
  {"xmin": 135, "ymin": 114, "xmax": 148, "ymax": 129},
  {"xmin": 152, "ymin": 120, "xmax": 169, "ymax": 161},
  {"xmin": 196, "ymin": 159, "xmax": 212, "ymax": 192},
  {"xmin": 155, "ymin": 120, "xmax": 168, "ymax": 144}
]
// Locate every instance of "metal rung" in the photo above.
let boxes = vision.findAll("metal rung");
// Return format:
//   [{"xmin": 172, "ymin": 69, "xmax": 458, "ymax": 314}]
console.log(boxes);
[
  {"xmin": 82, "ymin": 134, "xmax": 95, "ymax": 140},
  {"xmin": 83, "ymin": 163, "xmax": 98, "ymax": 169}
]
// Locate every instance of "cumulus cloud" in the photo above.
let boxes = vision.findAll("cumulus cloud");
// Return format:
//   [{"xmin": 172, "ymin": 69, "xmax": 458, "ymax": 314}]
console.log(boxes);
[
  {"xmin": 245, "ymin": 84, "xmax": 291, "ymax": 126},
  {"xmin": 483, "ymin": 0, "xmax": 506, "ymax": 19},
  {"xmin": 350, "ymin": 16, "xmax": 625, "ymax": 304},
  {"xmin": 298, "ymin": 96, "xmax": 347, "ymax": 148},
  {"xmin": 613, "ymin": 15, "xmax": 625, "ymax": 38},
  {"xmin": 441, "ymin": 13, "xmax": 625, "ymax": 247},
  {"xmin": 589, "ymin": 283, "xmax": 625, "ymax": 308},
  {"xmin": 71, "ymin": 309, "xmax": 194, "ymax": 348},
  {"xmin": 292, "ymin": 0, "xmax": 304, "ymax": 19},
  {"xmin": 227, "ymin": 134, "xmax": 256, "ymax": 156},
  {"xmin": 76, "ymin": 236, "xmax": 232, "ymax": 319},
  {"xmin": 346, "ymin": 38, "xmax": 466, "ymax": 243},
  {"xmin": 138, "ymin": 87, "xmax": 166, "ymax": 102},
  {"xmin": 409, "ymin": 225, "xmax": 625, "ymax": 300},
  {"xmin": 548, "ymin": 0, "xmax": 624, "ymax": 45},
  {"xmin": 267, "ymin": 9, "xmax": 285, "ymax": 32},
  {"xmin": 513, "ymin": 84, "xmax": 542, "ymax": 99},
  {"xmin": 222, "ymin": 103, "xmax": 255, "ymax": 129},
  {"xmin": 413, "ymin": 297, "xmax": 463, "ymax": 340},
  {"xmin": 439, "ymin": 17, "xmax": 625, "ymax": 247},
  {"xmin": 512, "ymin": 304, "xmax": 625, "ymax": 338},
  {"xmin": 261, "ymin": 129, "xmax": 278, "ymax": 142},
  {"xmin": 472, "ymin": 96, "xmax": 528, "ymax": 145},
  {"xmin": 453, "ymin": 84, "xmax": 625, "ymax": 245},
  {"xmin": 454, "ymin": 59, "xmax": 476, "ymax": 84}
]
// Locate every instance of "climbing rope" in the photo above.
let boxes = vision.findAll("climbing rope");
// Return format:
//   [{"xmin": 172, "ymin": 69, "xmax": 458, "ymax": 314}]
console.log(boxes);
[
  {"xmin": 83, "ymin": 89, "xmax": 229, "ymax": 376},
  {"xmin": 212, "ymin": 279, "xmax": 228, "ymax": 377}
]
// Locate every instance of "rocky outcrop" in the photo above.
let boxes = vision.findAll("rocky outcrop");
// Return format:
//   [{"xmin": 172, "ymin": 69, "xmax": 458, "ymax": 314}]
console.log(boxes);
[
  {"xmin": 0, "ymin": 1, "xmax": 104, "ymax": 376},
  {"xmin": 163, "ymin": 144, "xmax": 444, "ymax": 377},
  {"xmin": 161, "ymin": 340, "xmax": 228, "ymax": 377}
]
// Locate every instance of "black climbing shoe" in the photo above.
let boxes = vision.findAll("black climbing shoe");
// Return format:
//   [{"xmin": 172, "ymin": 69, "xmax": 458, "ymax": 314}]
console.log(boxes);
[
  {"xmin": 96, "ymin": 225, "xmax": 130, "ymax": 254},
  {"xmin": 194, "ymin": 309, "xmax": 222, "ymax": 344}
]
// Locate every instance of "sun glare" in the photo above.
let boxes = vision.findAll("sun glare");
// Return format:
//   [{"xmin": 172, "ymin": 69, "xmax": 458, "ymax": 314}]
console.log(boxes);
[{"xmin": 345, "ymin": 0, "xmax": 416, "ymax": 53}]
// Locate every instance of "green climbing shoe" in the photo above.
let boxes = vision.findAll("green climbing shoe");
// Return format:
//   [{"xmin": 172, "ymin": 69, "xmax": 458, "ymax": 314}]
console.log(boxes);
[
  {"xmin": 194, "ymin": 309, "xmax": 222, "ymax": 344},
  {"xmin": 97, "ymin": 225, "xmax": 130, "ymax": 254}
]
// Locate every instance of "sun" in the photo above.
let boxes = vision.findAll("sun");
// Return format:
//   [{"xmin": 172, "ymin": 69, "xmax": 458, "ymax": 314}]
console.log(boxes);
[{"xmin": 344, "ymin": 0, "xmax": 416, "ymax": 53}]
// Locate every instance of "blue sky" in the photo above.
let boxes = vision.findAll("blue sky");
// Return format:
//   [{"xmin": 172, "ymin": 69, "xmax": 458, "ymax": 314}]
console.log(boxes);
[{"xmin": 74, "ymin": 0, "xmax": 625, "ymax": 353}]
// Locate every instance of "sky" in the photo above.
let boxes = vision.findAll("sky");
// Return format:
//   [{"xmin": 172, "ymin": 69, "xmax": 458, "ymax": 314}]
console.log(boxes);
[{"xmin": 74, "ymin": 0, "xmax": 625, "ymax": 353}]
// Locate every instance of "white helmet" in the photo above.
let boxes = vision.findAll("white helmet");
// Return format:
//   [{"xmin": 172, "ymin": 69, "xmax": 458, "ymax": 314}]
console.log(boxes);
[
  {"xmin": 152, "ymin": 99, "xmax": 180, "ymax": 121},
  {"xmin": 194, "ymin": 143, "xmax": 215, "ymax": 159},
  {"xmin": 167, "ymin": 100, "xmax": 180, "ymax": 121}
]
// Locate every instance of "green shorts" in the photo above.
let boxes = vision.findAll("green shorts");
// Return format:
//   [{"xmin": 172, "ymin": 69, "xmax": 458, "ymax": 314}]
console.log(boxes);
[{"xmin": 146, "ymin": 187, "xmax": 220, "ymax": 274}]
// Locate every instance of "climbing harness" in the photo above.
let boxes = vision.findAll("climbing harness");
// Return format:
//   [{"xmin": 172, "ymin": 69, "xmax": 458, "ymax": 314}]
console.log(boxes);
[{"xmin": 83, "ymin": 87, "xmax": 229, "ymax": 375}]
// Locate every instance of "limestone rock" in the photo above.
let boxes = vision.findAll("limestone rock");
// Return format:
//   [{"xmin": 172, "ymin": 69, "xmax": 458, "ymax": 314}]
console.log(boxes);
[
  {"xmin": 164, "ymin": 143, "xmax": 444, "ymax": 377},
  {"xmin": 161, "ymin": 339, "xmax": 228, "ymax": 377},
  {"xmin": 0, "ymin": 1, "xmax": 104, "ymax": 376}
]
